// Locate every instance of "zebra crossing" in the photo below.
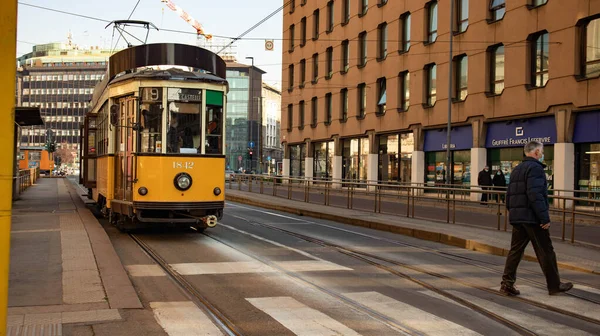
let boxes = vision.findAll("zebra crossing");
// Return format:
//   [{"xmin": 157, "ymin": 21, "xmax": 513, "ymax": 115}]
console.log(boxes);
[{"xmin": 147, "ymin": 285, "xmax": 600, "ymax": 336}]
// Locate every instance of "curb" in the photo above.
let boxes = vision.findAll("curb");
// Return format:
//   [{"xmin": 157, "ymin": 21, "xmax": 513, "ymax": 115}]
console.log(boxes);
[{"xmin": 226, "ymin": 193, "xmax": 598, "ymax": 275}]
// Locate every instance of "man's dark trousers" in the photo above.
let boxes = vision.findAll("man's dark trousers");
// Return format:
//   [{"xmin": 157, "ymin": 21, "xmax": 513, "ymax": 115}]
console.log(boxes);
[{"xmin": 502, "ymin": 223, "xmax": 561, "ymax": 291}]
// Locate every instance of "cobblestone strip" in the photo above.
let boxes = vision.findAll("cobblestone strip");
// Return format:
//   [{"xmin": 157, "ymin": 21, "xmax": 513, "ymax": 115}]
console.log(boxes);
[{"xmin": 60, "ymin": 213, "xmax": 106, "ymax": 304}]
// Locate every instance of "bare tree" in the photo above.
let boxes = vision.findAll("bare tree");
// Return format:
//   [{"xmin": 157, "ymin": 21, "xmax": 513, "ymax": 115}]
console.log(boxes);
[{"xmin": 54, "ymin": 141, "xmax": 75, "ymax": 165}]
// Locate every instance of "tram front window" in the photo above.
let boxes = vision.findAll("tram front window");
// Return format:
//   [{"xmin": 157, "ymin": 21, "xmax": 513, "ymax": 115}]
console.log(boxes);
[
  {"xmin": 167, "ymin": 101, "xmax": 202, "ymax": 154},
  {"xmin": 205, "ymin": 105, "xmax": 223, "ymax": 154},
  {"xmin": 140, "ymin": 102, "xmax": 163, "ymax": 153}
]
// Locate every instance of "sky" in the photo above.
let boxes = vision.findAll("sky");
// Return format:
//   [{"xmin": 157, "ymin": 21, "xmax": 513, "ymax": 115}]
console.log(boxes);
[{"xmin": 16, "ymin": 0, "xmax": 284, "ymax": 88}]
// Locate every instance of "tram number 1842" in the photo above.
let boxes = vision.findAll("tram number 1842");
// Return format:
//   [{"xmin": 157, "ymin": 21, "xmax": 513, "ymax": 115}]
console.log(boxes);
[{"xmin": 173, "ymin": 162, "xmax": 195, "ymax": 169}]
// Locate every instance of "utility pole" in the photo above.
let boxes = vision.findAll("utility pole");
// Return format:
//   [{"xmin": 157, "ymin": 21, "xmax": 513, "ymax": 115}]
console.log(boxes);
[
  {"xmin": 446, "ymin": 0, "xmax": 455, "ymax": 186},
  {"xmin": 245, "ymin": 56, "xmax": 255, "ymax": 172},
  {"xmin": 1, "ymin": 1, "xmax": 17, "ymax": 334}
]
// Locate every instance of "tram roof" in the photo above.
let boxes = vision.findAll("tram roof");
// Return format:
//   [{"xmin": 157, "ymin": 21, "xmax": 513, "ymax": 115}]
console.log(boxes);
[{"xmin": 111, "ymin": 67, "xmax": 227, "ymax": 84}]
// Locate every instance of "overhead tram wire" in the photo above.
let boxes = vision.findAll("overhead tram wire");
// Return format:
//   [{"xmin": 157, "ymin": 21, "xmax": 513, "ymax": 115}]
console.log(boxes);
[{"xmin": 216, "ymin": 0, "xmax": 293, "ymax": 55}]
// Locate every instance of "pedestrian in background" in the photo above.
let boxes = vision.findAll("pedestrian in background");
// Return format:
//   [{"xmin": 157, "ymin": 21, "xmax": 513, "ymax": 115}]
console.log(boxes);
[
  {"xmin": 501, "ymin": 140, "xmax": 572, "ymax": 296},
  {"xmin": 478, "ymin": 166, "xmax": 493, "ymax": 204},
  {"xmin": 493, "ymin": 169, "xmax": 507, "ymax": 202}
]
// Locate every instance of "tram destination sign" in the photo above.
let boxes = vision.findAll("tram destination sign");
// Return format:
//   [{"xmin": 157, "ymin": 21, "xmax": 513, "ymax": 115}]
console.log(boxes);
[{"xmin": 168, "ymin": 88, "xmax": 202, "ymax": 102}]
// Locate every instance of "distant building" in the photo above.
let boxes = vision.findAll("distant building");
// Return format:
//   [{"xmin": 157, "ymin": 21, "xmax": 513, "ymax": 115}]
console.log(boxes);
[
  {"xmin": 15, "ymin": 40, "xmax": 115, "ymax": 168},
  {"xmin": 262, "ymin": 83, "xmax": 283, "ymax": 174},
  {"xmin": 225, "ymin": 61, "xmax": 266, "ymax": 172}
]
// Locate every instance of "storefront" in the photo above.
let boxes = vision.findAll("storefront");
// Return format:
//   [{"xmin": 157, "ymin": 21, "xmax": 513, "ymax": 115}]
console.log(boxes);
[
  {"xmin": 378, "ymin": 133, "xmax": 413, "ymax": 183},
  {"xmin": 342, "ymin": 137, "xmax": 369, "ymax": 181},
  {"xmin": 573, "ymin": 110, "xmax": 600, "ymax": 192},
  {"xmin": 313, "ymin": 140, "xmax": 334, "ymax": 180},
  {"xmin": 424, "ymin": 126, "xmax": 473, "ymax": 185},
  {"xmin": 486, "ymin": 116, "xmax": 556, "ymax": 185},
  {"xmin": 289, "ymin": 143, "xmax": 306, "ymax": 177}
]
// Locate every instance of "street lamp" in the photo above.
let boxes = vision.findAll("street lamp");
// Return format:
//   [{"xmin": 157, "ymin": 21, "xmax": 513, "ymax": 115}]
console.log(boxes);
[{"xmin": 446, "ymin": 0, "xmax": 455, "ymax": 186}]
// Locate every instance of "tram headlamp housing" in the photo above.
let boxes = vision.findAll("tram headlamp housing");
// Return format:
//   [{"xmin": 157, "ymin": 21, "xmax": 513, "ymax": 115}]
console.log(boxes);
[
  {"xmin": 138, "ymin": 187, "xmax": 148, "ymax": 196},
  {"xmin": 174, "ymin": 173, "xmax": 193, "ymax": 191},
  {"xmin": 213, "ymin": 187, "xmax": 222, "ymax": 196}
]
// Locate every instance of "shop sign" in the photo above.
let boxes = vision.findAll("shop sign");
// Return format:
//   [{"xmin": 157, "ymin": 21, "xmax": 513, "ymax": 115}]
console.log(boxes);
[
  {"xmin": 486, "ymin": 116, "xmax": 556, "ymax": 148},
  {"xmin": 423, "ymin": 126, "xmax": 473, "ymax": 152},
  {"xmin": 573, "ymin": 110, "xmax": 600, "ymax": 143}
]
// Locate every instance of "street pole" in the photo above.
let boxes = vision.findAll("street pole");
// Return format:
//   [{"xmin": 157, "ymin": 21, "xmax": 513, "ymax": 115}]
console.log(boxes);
[
  {"xmin": 245, "ymin": 56, "xmax": 254, "ymax": 172},
  {"xmin": 0, "ymin": 1, "xmax": 17, "ymax": 334},
  {"xmin": 446, "ymin": 0, "xmax": 455, "ymax": 186}
]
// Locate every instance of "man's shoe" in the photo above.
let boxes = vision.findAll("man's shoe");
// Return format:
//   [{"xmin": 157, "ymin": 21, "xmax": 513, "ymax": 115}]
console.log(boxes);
[
  {"xmin": 500, "ymin": 284, "xmax": 520, "ymax": 296},
  {"xmin": 549, "ymin": 282, "xmax": 573, "ymax": 295}
]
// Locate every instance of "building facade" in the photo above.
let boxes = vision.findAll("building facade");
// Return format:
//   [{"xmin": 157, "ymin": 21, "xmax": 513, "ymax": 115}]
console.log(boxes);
[
  {"xmin": 16, "ymin": 41, "xmax": 112, "ymax": 168},
  {"xmin": 225, "ymin": 62, "xmax": 266, "ymax": 172},
  {"xmin": 281, "ymin": 0, "xmax": 600, "ymax": 198},
  {"xmin": 262, "ymin": 83, "xmax": 283, "ymax": 174}
]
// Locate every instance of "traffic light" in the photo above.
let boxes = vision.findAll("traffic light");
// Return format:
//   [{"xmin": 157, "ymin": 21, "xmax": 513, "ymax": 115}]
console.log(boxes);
[{"xmin": 249, "ymin": 150, "xmax": 253, "ymax": 159}]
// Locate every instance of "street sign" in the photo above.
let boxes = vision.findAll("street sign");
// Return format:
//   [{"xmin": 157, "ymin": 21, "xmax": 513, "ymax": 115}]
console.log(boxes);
[
  {"xmin": 267, "ymin": 156, "xmax": 271, "ymax": 161},
  {"xmin": 249, "ymin": 141, "xmax": 255, "ymax": 148},
  {"xmin": 237, "ymin": 155, "xmax": 242, "ymax": 162}
]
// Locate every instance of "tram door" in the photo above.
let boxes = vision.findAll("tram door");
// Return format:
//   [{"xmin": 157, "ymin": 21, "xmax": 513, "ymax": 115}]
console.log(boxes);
[
  {"xmin": 114, "ymin": 96, "xmax": 137, "ymax": 201},
  {"xmin": 82, "ymin": 115, "xmax": 97, "ymax": 189}
]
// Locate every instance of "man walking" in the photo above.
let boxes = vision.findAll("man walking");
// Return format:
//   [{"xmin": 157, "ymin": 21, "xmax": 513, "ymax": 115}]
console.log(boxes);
[
  {"xmin": 501, "ymin": 141, "xmax": 572, "ymax": 296},
  {"xmin": 478, "ymin": 166, "xmax": 493, "ymax": 204}
]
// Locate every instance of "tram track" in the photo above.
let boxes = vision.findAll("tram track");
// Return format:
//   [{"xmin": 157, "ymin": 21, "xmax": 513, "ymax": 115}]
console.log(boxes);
[
  {"xmin": 227, "ymin": 204, "xmax": 600, "ymax": 304},
  {"xmin": 226, "ymin": 215, "xmax": 600, "ymax": 330},
  {"xmin": 129, "ymin": 233, "xmax": 244, "ymax": 336}
]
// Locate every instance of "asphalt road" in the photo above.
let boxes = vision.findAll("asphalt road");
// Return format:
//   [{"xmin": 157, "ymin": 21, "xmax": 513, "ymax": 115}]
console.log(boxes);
[
  {"xmin": 230, "ymin": 181, "xmax": 600, "ymax": 246},
  {"xmin": 103, "ymin": 201, "xmax": 600, "ymax": 336}
]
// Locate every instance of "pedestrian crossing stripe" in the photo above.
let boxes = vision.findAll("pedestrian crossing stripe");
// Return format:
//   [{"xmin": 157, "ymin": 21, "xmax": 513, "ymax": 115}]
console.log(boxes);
[{"xmin": 150, "ymin": 302, "xmax": 223, "ymax": 336}]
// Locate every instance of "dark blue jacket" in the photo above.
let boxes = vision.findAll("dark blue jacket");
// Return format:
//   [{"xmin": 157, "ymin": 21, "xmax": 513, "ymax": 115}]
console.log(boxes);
[{"xmin": 506, "ymin": 157, "xmax": 550, "ymax": 225}]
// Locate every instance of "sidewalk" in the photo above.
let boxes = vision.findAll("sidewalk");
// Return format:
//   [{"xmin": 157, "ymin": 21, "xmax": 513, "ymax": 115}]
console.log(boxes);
[
  {"xmin": 226, "ymin": 189, "xmax": 600, "ymax": 275},
  {"xmin": 8, "ymin": 177, "xmax": 143, "ymax": 335}
]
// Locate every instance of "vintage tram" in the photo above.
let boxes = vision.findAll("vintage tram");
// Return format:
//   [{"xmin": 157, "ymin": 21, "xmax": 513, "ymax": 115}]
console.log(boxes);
[{"xmin": 81, "ymin": 43, "xmax": 227, "ymax": 231}]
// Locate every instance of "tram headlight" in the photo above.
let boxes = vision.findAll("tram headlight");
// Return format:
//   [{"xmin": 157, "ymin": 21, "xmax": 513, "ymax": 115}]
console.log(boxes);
[
  {"xmin": 174, "ymin": 173, "xmax": 193, "ymax": 191},
  {"xmin": 213, "ymin": 187, "xmax": 221, "ymax": 196},
  {"xmin": 138, "ymin": 187, "xmax": 148, "ymax": 196}
]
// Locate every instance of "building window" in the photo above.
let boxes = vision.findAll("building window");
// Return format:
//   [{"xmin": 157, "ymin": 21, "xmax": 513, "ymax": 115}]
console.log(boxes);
[
  {"xmin": 456, "ymin": 0, "xmax": 468, "ymax": 33},
  {"xmin": 325, "ymin": 93, "xmax": 332, "ymax": 125},
  {"xmin": 299, "ymin": 100, "xmax": 305, "ymax": 129},
  {"xmin": 327, "ymin": 1, "xmax": 334, "ymax": 33},
  {"xmin": 287, "ymin": 104, "xmax": 293, "ymax": 130},
  {"xmin": 300, "ymin": 17, "xmax": 307, "ymax": 46},
  {"xmin": 357, "ymin": 83, "xmax": 367, "ymax": 118},
  {"xmin": 426, "ymin": 1, "xmax": 438, "ymax": 43},
  {"xmin": 581, "ymin": 17, "xmax": 600, "ymax": 78},
  {"xmin": 530, "ymin": 0, "xmax": 547, "ymax": 7},
  {"xmin": 340, "ymin": 88, "xmax": 348, "ymax": 121},
  {"xmin": 376, "ymin": 77, "xmax": 386, "ymax": 115},
  {"xmin": 288, "ymin": 64, "xmax": 294, "ymax": 91},
  {"xmin": 342, "ymin": 0, "xmax": 350, "ymax": 24},
  {"xmin": 398, "ymin": 71, "xmax": 410, "ymax": 111},
  {"xmin": 489, "ymin": 0, "xmax": 506, "ymax": 22},
  {"xmin": 399, "ymin": 12, "xmax": 411, "ymax": 53},
  {"xmin": 341, "ymin": 40, "xmax": 350, "ymax": 73},
  {"xmin": 311, "ymin": 97, "xmax": 318, "ymax": 127},
  {"xmin": 377, "ymin": 22, "xmax": 388, "ymax": 60},
  {"xmin": 454, "ymin": 55, "xmax": 468, "ymax": 101},
  {"xmin": 326, "ymin": 47, "xmax": 334, "ymax": 79},
  {"xmin": 313, "ymin": 9, "xmax": 320, "ymax": 40},
  {"xmin": 488, "ymin": 44, "xmax": 505, "ymax": 94},
  {"xmin": 301, "ymin": 0, "xmax": 306, "ymax": 5},
  {"xmin": 358, "ymin": 31, "xmax": 367, "ymax": 67},
  {"xmin": 289, "ymin": 0, "xmax": 295, "ymax": 13},
  {"xmin": 425, "ymin": 63, "xmax": 437, "ymax": 106},
  {"xmin": 300, "ymin": 59, "xmax": 306, "ymax": 87},
  {"xmin": 359, "ymin": 0, "xmax": 368, "ymax": 16},
  {"xmin": 289, "ymin": 24, "xmax": 295, "ymax": 52},
  {"xmin": 379, "ymin": 0, "xmax": 388, "ymax": 6},
  {"xmin": 530, "ymin": 31, "xmax": 549, "ymax": 88},
  {"xmin": 312, "ymin": 53, "xmax": 319, "ymax": 83}
]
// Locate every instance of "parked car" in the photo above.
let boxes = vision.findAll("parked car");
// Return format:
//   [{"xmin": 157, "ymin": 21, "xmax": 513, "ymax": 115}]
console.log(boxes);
[{"xmin": 225, "ymin": 170, "xmax": 235, "ymax": 181}]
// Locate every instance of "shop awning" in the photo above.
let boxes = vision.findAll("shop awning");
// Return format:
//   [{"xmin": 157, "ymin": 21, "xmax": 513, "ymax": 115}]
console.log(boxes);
[{"xmin": 15, "ymin": 107, "xmax": 44, "ymax": 126}]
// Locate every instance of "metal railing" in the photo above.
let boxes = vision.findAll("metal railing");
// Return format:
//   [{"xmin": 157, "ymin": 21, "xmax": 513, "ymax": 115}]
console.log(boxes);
[
  {"xmin": 226, "ymin": 174, "xmax": 600, "ymax": 246},
  {"xmin": 15, "ymin": 168, "xmax": 40, "ymax": 194}
]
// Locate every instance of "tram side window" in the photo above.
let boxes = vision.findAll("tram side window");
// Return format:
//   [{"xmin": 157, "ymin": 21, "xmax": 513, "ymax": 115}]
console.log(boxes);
[
  {"xmin": 167, "ymin": 101, "xmax": 202, "ymax": 154},
  {"xmin": 140, "ymin": 102, "xmax": 163, "ymax": 153},
  {"xmin": 205, "ymin": 105, "xmax": 223, "ymax": 154}
]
